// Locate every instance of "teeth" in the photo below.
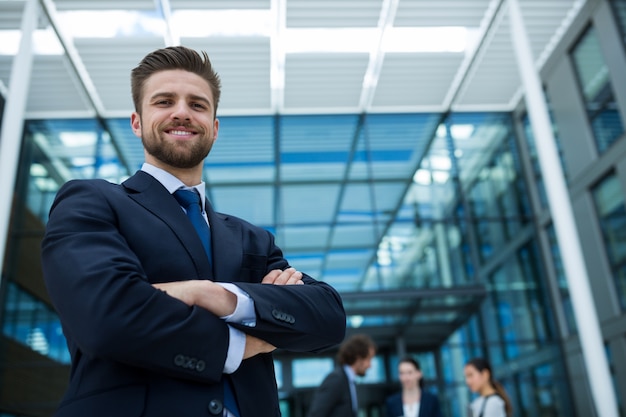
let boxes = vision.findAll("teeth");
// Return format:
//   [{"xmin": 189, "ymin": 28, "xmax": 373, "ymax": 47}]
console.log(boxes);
[{"xmin": 170, "ymin": 130, "xmax": 192, "ymax": 136}]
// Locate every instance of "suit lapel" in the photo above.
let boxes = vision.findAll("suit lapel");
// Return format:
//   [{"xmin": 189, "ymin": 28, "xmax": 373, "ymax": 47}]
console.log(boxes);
[
  {"xmin": 123, "ymin": 171, "xmax": 213, "ymax": 279},
  {"xmin": 205, "ymin": 199, "xmax": 243, "ymax": 283}
]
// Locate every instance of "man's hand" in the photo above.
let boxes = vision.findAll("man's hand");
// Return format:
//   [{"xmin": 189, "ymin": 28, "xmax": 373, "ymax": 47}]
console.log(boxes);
[
  {"xmin": 243, "ymin": 334, "xmax": 276, "ymax": 359},
  {"xmin": 262, "ymin": 267, "xmax": 304, "ymax": 285},
  {"xmin": 153, "ymin": 280, "xmax": 237, "ymax": 317}
]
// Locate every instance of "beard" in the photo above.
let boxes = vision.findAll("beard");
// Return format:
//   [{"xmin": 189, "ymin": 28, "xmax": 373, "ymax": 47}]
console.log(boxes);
[{"xmin": 141, "ymin": 121, "xmax": 213, "ymax": 169}]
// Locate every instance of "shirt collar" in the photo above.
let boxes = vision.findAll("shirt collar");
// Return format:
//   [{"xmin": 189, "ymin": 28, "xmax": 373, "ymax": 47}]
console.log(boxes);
[
  {"xmin": 343, "ymin": 364, "xmax": 356, "ymax": 382},
  {"xmin": 141, "ymin": 163, "xmax": 207, "ymax": 211}
]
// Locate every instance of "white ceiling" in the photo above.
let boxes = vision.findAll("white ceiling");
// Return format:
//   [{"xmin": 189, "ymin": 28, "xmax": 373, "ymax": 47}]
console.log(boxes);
[{"xmin": 0, "ymin": 0, "xmax": 586, "ymax": 119}]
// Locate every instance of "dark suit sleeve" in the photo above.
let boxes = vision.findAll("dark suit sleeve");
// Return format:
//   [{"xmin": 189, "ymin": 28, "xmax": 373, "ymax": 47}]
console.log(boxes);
[
  {"xmin": 42, "ymin": 180, "xmax": 229, "ymax": 383},
  {"xmin": 234, "ymin": 268, "xmax": 345, "ymax": 351}
]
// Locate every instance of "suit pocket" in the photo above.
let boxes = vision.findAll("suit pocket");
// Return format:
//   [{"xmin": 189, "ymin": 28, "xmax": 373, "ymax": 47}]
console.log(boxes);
[
  {"xmin": 241, "ymin": 253, "xmax": 266, "ymax": 270},
  {"xmin": 56, "ymin": 384, "xmax": 146, "ymax": 417}
]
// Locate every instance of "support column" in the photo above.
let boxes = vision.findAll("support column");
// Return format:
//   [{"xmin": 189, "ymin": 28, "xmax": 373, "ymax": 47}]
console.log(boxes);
[
  {"xmin": 508, "ymin": 1, "xmax": 619, "ymax": 416},
  {"xmin": 0, "ymin": 0, "xmax": 38, "ymax": 283}
]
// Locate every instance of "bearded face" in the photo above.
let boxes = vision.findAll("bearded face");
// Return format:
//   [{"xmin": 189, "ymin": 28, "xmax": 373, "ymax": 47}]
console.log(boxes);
[
  {"xmin": 131, "ymin": 69, "xmax": 219, "ymax": 174},
  {"xmin": 140, "ymin": 119, "xmax": 213, "ymax": 169}
]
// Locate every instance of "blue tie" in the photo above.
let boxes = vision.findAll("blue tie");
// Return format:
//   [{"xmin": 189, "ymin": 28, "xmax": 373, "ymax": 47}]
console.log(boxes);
[
  {"xmin": 173, "ymin": 189, "xmax": 212, "ymax": 263},
  {"xmin": 173, "ymin": 189, "xmax": 239, "ymax": 417}
]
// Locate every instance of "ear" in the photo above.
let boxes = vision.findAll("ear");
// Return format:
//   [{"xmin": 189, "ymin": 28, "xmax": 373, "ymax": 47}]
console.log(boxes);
[
  {"xmin": 213, "ymin": 118, "xmax": 219, "ymax": 141},
  {"xmin": 131, "ymin": 112, "xmax": 142, "ymax": 138}
]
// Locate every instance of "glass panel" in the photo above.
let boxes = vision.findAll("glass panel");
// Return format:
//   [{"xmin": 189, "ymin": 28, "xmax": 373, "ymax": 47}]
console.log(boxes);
[
  {"xmin": 274, "ymin": 360, "xmax": 283, "ymax": 389},
  {"xmin": 486, "ymin": 243, "xmax": 554, "ymax": 362},
  {"xmin": 2, "ymin": 282, "xmax": 70, "ymax": 364},
  {"xmin": 457, "ymin": 115, "xmax": 531, "ymax": 262},
  {"xmin": 591, "ymin": 173, "xmax": 626, "ymax": 310},
  {"xmin": 292, "ymin": 357, "xmax": 334, "ymax": 388},
  {"xmin": 571, "ymin": 26, "xmax": 625, "ymax": 153},
  {"xmin": 521, "ymin": 107, "xmax": 568, "ymax": 209}
]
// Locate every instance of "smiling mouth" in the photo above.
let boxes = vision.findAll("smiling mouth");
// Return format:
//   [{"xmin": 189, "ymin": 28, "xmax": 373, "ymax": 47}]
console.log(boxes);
[
  {"xmin": 165, "ymin": 128, "xmax": 198, "ymax": 138},
  {"xmin": 169, "ymin": 129, "xmax": 194, "ymax": 135}
]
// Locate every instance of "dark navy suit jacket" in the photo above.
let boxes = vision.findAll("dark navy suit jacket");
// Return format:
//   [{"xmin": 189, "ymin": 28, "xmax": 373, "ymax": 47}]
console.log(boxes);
[
  {"xmin": 307, "ymin": 366, "xmax": 356, "ymax": 417},
  {"xmin": 385, "ymin": 390, "xmax": 443, "ymax": 417},
  {"xmin": 42, "ymin": 171, "xmax": 346, "ymax": 417}
]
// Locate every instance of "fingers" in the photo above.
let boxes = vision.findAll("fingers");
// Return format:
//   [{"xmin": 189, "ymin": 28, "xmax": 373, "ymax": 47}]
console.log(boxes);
[{"xmin": 261, "ymin": 267, "xmax": 304, "ymax": 285}]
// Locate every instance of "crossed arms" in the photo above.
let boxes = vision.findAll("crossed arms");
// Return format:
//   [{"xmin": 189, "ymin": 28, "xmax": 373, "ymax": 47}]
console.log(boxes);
[{"xmin": 153, "ymin": 267, "xmax": 304, "ymax": 359}]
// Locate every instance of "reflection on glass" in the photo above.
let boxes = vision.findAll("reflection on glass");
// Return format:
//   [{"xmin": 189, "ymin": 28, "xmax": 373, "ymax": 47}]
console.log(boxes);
[
  {"xmin": 591, "ymin": 173, "xmax": 626, "ymax": 310},
  {"xmin": 453, "ymin": 114, "xmax": 530, "ymax": 262},
  {"xmin": 292, "ymin": 357, "xmax": 334, "ymax": 388},
  {"xmin": 486, "ymin": 243, "xmax": 553, "ymax": 362},
  {"xmin": 571, "ymin": 26, "xmax": 625, "ymax": 153},
  {"xmin": 2, "ymin": 282, "xmax": 70, "ymax": 364},
  {"xmin": 521, "ymin": 108, "xmax": 567, "ymax": 209}
]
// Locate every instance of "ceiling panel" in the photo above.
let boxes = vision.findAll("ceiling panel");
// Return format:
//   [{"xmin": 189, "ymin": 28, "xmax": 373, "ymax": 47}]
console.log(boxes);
[
  {"xmin": 52, "ymin": 0, "xmax": 156, "ymax": 10},
  {"xmin": 76, "ymin": 38, "xmax": 163, "ymax": 114},
  {"xmin": 185, "ymin": 37, "xmax": 272, "ymax": 112},
  {"xmin": 373, "ymin": 53, "xmax": 465, "ymax": 109},
  {"xmin": 394, "ymin": 0, "xmax": 491, "ymax": 27},
  {"xmin": 27, "ymin": 56, "xmax": 91, "ymax": 114},
  {"xmin": 283, "ymin": 53, "xmax": 369, "ymax": 111},
  {"xmin": 286, "ymin": 0, "xmax": 383, "ymax": 28},
  {"xmin": 170, "ymin": 0, "xmax": 271, "ymax": 9}
]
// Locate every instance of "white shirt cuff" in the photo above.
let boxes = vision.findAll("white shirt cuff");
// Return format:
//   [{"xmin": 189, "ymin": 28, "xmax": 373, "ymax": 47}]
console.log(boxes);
[{"xmin": 223, "ymin": 325, "xmax": 245, "ymax": 374}]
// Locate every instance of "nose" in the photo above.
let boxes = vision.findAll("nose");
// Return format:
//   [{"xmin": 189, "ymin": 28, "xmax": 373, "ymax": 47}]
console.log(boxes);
[{"xmin": 171, "ymin": 101, "xmax": 191, "ymax": 121}]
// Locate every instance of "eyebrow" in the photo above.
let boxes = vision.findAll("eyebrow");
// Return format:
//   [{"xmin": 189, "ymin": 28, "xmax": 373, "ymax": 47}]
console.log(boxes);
[{"xmin": 150, "ymin": 92, "xmax": 213, "ymax": 108}]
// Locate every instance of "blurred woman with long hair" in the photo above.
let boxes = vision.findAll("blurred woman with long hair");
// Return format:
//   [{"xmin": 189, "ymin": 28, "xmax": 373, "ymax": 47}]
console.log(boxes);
[{"xmin": 464, "ymin": 357, "xmax": 513, "ymax": 417}]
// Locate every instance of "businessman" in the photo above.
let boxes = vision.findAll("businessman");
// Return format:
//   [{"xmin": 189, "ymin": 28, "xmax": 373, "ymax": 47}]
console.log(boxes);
[
  {"xmin": 307, "ymin": 334, "xmax": 377, "ymax": 417},
  {"xmin": 41, "ymin": 45, "xmax": 346, "ymax": 417}
]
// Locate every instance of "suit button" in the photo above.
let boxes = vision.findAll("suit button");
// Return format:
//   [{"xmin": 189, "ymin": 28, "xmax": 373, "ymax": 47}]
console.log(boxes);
[
  {"xmin": 208, "ymin": 399, "xmax": 223, "ymax": 415},
  {"xmin": 174, "ymin": 354, "xmax": 185, "ymax": 366}
]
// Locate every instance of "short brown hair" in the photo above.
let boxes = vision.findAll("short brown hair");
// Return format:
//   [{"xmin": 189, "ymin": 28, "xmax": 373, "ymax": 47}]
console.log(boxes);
[
  {"xmin": 336, "ymin": 334, "xmax": 376, "ymax": 366},
  {"xmin": 130, "ymin": 46, "xmax": 221, "ymax": 116}
]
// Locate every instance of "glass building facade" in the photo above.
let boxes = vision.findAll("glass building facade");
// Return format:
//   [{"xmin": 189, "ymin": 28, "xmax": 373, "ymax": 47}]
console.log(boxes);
[{"xmin": 2, "ymin": 1, "xmax": 626, "ymax": 417}]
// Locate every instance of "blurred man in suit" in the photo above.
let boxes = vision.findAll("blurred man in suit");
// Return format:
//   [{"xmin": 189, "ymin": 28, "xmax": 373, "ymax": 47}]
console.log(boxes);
[{"xmin": 307, "ymin": 334, "xmax": 377, "ymax": 417}]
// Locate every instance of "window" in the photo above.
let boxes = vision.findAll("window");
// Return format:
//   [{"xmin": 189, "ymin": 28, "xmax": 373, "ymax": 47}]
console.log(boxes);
[
  {"xmin": 2, "ymin": 282, "xmax": 70, "ymax": 364},
  {"xmin": 571, "ymin": 26, "xmax": 625, "ymax": 154},
  {"xmin": 591, "ymin": 173, "xmax": 626, "ymax": 310}
]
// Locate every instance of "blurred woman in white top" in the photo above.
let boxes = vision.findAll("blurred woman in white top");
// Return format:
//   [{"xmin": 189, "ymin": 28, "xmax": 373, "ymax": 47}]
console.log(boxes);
[{"xmin": 464, "ymin": 358, "xmax": 512, "ymax": 417}]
